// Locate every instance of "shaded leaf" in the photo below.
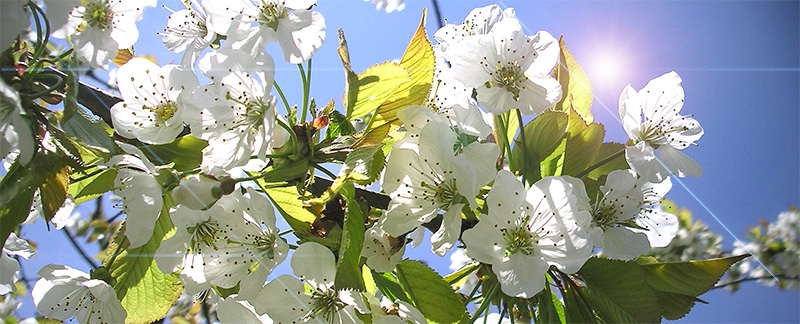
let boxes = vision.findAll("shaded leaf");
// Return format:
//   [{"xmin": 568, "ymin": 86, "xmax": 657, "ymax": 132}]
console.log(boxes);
[
  {"xmin": 562, "ymin": 109, "xmax": 605, "ymax": 177},
  {"xmin": 372, "ymin": 270, "xmax": 411, "ymax": 304},
  {"xmin": 62, "ymin": 108, "xmax": 120, "ymax": 154},
  {"xmin": 512, "ymin": 110, "xmax": 569, "ymax": 182},
  {"xmin": 335, "ymin": 184, "xmax": 366, "ymax": 291},
  {"xmin": 68, "ymin": 169, "xmax": 117, "ymax": 204},
  {"xmin": 585, "ymin": 142, "xmax": 627, "ymax": 180},
  {"xmin": 139, "ymin": 135, "xmax": 206, "ymax": 171},
  {"xmin": 583, "ymin": 286, "xmax": 637, "ymax": 323},
  {"xmin": 637, "ymin": 255, "xmax": 748, "ymax": 320},
  {"xmin": 39, "ymin": 166, "xmax": 70, "ymax": 222},
  {"xmin": 579, "ymin": 257, "xmax": 662, "ymax": 323},
  {"xmin": 395, "ymin": 260, "xmax": 467, "ymax": 323},
  {"xmin": 536, "ymin": 283, "xmax": 566, "ymax": 324}
]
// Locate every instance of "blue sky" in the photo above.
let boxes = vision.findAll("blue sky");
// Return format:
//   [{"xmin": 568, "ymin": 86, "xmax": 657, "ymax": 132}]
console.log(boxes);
[{"xmin": 15, "ymin": 0, "xmax": 799, "ymax": 323}]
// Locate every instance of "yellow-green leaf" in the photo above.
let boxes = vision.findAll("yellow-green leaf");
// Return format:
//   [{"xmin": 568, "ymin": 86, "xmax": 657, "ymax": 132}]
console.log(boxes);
[
  {"xmin": 551, "ymin": 36, "xmax": 593, "ymax": 123},
  {"xmin": 68, "ymin": 169, "xmax": 117, "ymax": 204},
  {"xmin": 39, "ymin": 166, "xmax": 70, "ymax": 222},
  {"xmin": 107, "ymin": 200, "xmax": 182, "ymax": 324},
  {"xmin": 357, "ymin": 9, "xmax": 434, "ymax": 146},
  {"xmin": 349, "ymin": 62, "xmax": 410, "ymax": 120}
]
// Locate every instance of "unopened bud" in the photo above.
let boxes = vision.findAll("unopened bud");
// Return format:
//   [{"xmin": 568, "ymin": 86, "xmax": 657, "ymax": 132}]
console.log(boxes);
[
  {"xmin": 171, "ymin": 174, "xmax": 224, "ymax": 210},
  {"xmin": 313, "ymin": 115, "xmax": 329, "ymax": 129}
]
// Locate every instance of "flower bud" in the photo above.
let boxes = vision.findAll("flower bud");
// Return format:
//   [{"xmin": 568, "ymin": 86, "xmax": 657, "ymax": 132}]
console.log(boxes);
[{"xmin": 171, "ymin": 174, "xmax": 224, "ymax": 210}]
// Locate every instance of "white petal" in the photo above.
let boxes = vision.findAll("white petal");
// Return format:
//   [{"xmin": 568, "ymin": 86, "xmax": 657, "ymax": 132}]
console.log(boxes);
[
  {"xmin": 430, "ymin": 204, "xmax": 463, "ymax": 257},
  {"xmin": 253, "ymin": 275, "xmax": 313, "ymax": 322},
  {"xmin": 116, "ymin": 170, "xmax": 163, "ymax": 249},
  {"xmin": 485, "ymin": 170, "xmax": 526, "ymax": 225},
  {"xmin": 218, "ymin": 296, "xmax": 273, "ymax": 324},
  {"xmin": 659, "ymin": 145, "xmax": 703, "ymax": 178},
  {"xmin": 601, "ymin": 227, "xmax": 650, "ymax": 260},
  {"xmin": 276, "ymin": 10, "xmax": 326, "ymax": 63},
  {"xmin": 292, "ymin": 242, "xmax": 336, "ymax": 290},
  {"xmin": 493, "ymin": 253, "xmax": 548, "ymax": 298},
  {"xmin": 461, "ymin": 221, "xmax": 505, "ymax": 265}
]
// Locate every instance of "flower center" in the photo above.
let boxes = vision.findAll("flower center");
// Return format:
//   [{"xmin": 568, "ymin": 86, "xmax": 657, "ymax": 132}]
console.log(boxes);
[
  {"xmin": 421, "ymin": 178, "xmax": 460, "ymax": 210},
  {"xmin": 501, "ymin": 216, "xmax": 538, "ymax": 256},
  {"xmin": 308, "ymin": 288, "xmax": 346, "ymax": 323},
  {"xmin": 244, "ymin": 98, "xmax": 269, "ymax": 128},
  {"xmin": 189, "ymin": 220, "xmax": 220, "ymax": 250},
  {"xmin": 488, "ymin": 63, "xmax": 526, "ymax": 101},
  {"xmin": 254, "ymin": 234, "xmax": 278, "ymax": 259},
  {"xmin": 83, "ymin": 0, "xmax": 114, "ymax": 30},
  {"xmin": 591, "ymin": 200, "xmax": 620, "ymax": 230},
  {"xmin": 145, "ymin": 100, "xmax": 178, "ymax": 126},
  {"xmin": 257, "ymin": 2, "xmax": 288, "ymax": 31}
]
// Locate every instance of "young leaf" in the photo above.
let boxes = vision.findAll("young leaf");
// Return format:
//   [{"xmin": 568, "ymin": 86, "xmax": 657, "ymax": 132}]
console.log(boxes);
[
  {"xmin": 356, "ymin": 9, "xmax": 434, "ymax": 147},
  {"xmin": 394, "ymin": 260, "xmax": 467, "ymax": 324},
  {"xmin": 139, "ymin": 135, "xmax": 207, "ymax": 171},
  {"xmin": 68, "ymin": 169, "xmax": 117, "ymax": 204},
  {"xmin": 348, "ymin": 62, "xmax": 410, "ymax": 120},
  {"xmin": 551, "ymin": 36, "xmax": 594, "ymax": 123},
  {"xmin": 561, "ymin": 109, "xmax": 605, "ymax": 177},
  {"xmin": 335, "ymin": 184, "xmax": 366, "ymax": 291},
  {"xmin": 443, "ymin": 263, "xmax": 479, "ymax": 288},
  {"xmin": 107, "ymin": 200, "xmax": 182, "ymax": 324},
  {"xmin": 61, "ymin": 108, "xmax": 120, "ymax": 155},
  {"xmin": 38, "ymin": 166, "xmax": 70, "ymax": 222},
  {"xmin": 259, "ymin": 183, "xmax": 340, "ymax": 249},
  {"xmin": 511, "ymin": 110, "xmax": 569, "ymax": 182},
  {"xmin": 585, "ymin": 142, "xmax": 628, "ymax": 180},
  {"xmin": 341, "ymin": 144, "xmax": 385, "ymax": 184}
]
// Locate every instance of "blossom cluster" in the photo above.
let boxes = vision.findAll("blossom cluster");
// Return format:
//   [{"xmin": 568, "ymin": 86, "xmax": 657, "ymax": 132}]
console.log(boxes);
[
  {"xmin": 725, "ymin": 209, "xmax": 800, "ymax": 291},
  {"xmin": 0, "ymin": 1, "xmax": 718, "ymax": 323}
]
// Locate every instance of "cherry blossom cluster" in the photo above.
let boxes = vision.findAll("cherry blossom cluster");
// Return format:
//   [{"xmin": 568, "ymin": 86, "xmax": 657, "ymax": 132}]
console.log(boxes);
[{"xmin": 0, "ymin": 1, "xmax": 716, "ymax": 323}]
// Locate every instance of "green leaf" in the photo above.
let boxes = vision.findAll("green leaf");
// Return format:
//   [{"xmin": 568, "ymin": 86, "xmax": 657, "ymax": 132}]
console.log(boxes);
[
  {"xmin": 356, "ymin": 9, "xmax": 434, "ymax": 147},
  {"xmin": 511, "ymin": 110, "xmax": 569, "ymax": 182},
  {"xmin": 341, "ymin": 144, "xmax": 385, "ymax": 184},
  {"xmin": 395, "ymin": 260, "xmax": 467, "ymax": 324},
  {"xmin": 335, "ymin": 184, "xmax": 366, "ymax": 291},
  {"xmin": 107, "ymin": 199, "xmax": 182, "ymax": 324},
  {"xmin": 68, "ymin": 169, "xmax": 117, "ymax": 204},
  {"xmin": 259, "ymin": 184, "xmax": 340, "ymax": 249},
  {"xmin": 551, "ymin": 36, "xmax": 593, "ymax": 123},
  {"xmin": 561, "ymin": 283, "xmax": 597, "ymax": 324},
  {"xmin": 562, "ymin": 109, "xmax": 605, "ymax": 177},
  {"xmin": 579, "ymin": 257, "xmax": 662, "ymax": 323},
  {"xmin": 348, "ymin": 62, "xmax": 410, "ymax": 120},
  {"xmin": 139, "ymin": 135, "xmax": 207, "ymax": 171},
  {"xmin": 585, "ymin": 142, "xmax": 628, "ymax": 180},
  {"xmin": 536, "ymin": 283, "xmax": 566, "ymax": 324},
  {"xmin": 61, "ymin": 108, "xmax": 120, "ymax": 154},
  {"xmin": 326, "ymin": 110, "xmax": 356, "ymax": 138},
  {"xmin": 443, "ymin": 263, "xmax": 479, "ymax": 289},
  {"xmin": 583, "ymin": 285, "xmax": 637, "ymax": 323},
  {"xmin": 0, "ymin": 151, "xmax": 70, "ymax": 250},
  {"xmin": 372, "ymin": 270, "xmax": 411, "ymax": 304},
  {"xmin": 637, "ymin": 255, "xmax": 748, "ymax": 320},
  {"xmin": 39, "ymin": 166, "xmax": 70, "ymax": 222}
]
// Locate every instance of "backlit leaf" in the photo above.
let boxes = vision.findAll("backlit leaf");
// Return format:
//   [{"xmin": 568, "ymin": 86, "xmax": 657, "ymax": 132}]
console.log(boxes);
[
  {"xmin": 551, "ymin": 36, "xmax": 593, "ymax": 123},
  {"xmin": 395, "ymin": 260, "xmax": 467, "ymax": 324}
]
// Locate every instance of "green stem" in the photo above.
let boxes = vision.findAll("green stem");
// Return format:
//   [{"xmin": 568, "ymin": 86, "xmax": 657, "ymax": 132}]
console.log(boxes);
[
  {"xmin": 574, "ymin": 147, "xmax": 626, "ymax": 179},
  {"xmin": 494, "ymin": 114, "xmax": 515, "ymax": 171},
  {"xmin": 298, "ymin": 62, "xmax": 310, "ymax": 123},
  {"xmin": 69, "ymin": 165, "xmax": 103, "ymax": 182},
  {"xmin": 515, "ymin": 109, "xmax": 527, "ymax": 185},
  {"xmin": 469, "ymin": 283, "xmax": 500, "ymax": 324},
  {"xmin": 273, "ymin": 80, "xmax": 292, "ymax": 114},
  {"xmin": 105, "ymin": 236, "xmax": 128, "ymax": 270},
  {"xmin": 275, "ymin": 117, "xmax": 299, "ymax": 158},
  {"xmin": 28, "ymin": 2, "xmax": 50, "ymax": 63}
]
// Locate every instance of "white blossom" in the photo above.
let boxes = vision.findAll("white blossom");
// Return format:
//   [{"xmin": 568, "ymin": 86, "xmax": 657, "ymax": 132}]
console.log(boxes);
[
  {"xmin": 203, "ymin": 0, "xmax": 325, "ymax": 63},
  {"xmin": 0, "ymin": 78, "xmax": 34, "ymax": 165},
  {"xmin": 0, "ymin": 233, "xmax": 35, "ymax": 294},
  {"xmin": 106, "ymin": 143, "xmax": 163, "ymax": 249},
  {"xmin": 619, "ymin": 71, "xmax": 703, "ymax": 183},
  {"xmin": 161, "ymin": 3, "xmax": 215, "ymax": 66},
  {"xmin": 589, "ymin": 169, "xmax": 677, "ymax": 260},
  {"xmin": 0, "ymin": 0, "xmax": 30, "ymax": 49},
  {"xmin": 32, "ymin": 264, "xmax": 126, "ymax": 324},
  {"xmin": 364, "ymin": 0, "xmax": 405, "ymax": 13},
  {"xmin": 110, "ymin": 57, "xmax": 198, "ymax": 144},
  {"xmin": 45, "ymin": 0, "xmax": 156, "ymax": 68},
  {"xmin": 361, "ymin": 224, "xmax": 406, "ymax": 273},
  {"xmin": 217, "ymin": 295, "xmax": 274, "ymax": 324},
  {"xmin": 446, "ymin": 19, "xmax": 561, "ymax": 115},
  {"xmin": 461, "ymin": 171, "xmax": 593, "ymax": 298},
  {"xmin": 253, "ymin": 242, "xmax": 370, "ymax": 324},
  {"xmin": 433, "ymin": 4, "xmax": 515, "ymax": 52}
]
